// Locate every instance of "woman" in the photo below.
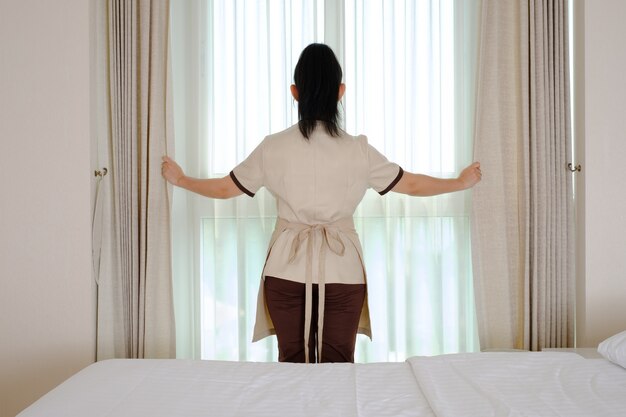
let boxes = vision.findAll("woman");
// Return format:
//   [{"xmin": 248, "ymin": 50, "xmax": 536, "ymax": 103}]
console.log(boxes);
[{"xmin": 162, "ymin": 43, "xmax": 482, "ymax": 364}]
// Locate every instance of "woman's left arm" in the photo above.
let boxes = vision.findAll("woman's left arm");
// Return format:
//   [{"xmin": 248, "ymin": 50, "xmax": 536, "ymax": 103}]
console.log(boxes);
[{"xmin": 161, "ymin": 156, "xmax": 243, "ymax": 199}]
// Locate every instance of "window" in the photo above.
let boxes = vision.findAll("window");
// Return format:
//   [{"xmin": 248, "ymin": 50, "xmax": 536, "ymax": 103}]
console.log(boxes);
[{"xmin": 170, "ymin": 0, "xmax": 480, "ymax": 362}]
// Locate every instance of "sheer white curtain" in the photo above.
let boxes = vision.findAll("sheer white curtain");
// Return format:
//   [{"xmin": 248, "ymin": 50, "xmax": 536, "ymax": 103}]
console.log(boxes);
[
  {"xmin": 344, "ymin": 0, "xmax": 481, "ymax": 360},
  {"xmin": 170, "ymin": 0, "xmax": 480, "ymax": 362}
]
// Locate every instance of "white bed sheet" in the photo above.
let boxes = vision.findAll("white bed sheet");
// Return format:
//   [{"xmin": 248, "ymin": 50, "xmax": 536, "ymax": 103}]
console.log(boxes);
[
  {"xmin": 356, "ymin": 362, "xmax": 435, "ymax": 417},
  {"xmin": 408, "ymin": 352, "xmax": 626, "ymax": 417},
  {"xmin": 18, "ymin": 359, "xmax": 433, "ymax": 417},
  {"xmin": 21, "ymin": 352, "xmax": 626, "ymax": 417}
]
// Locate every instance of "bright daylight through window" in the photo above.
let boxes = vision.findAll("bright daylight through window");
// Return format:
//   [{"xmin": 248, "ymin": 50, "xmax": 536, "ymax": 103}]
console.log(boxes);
[{"xmin": 170, "ymin": 0, "xmax": 480, "ymax": 362}]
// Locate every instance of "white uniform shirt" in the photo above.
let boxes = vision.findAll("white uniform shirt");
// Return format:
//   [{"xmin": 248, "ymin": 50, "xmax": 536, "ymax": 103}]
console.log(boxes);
[{"xmin": 230, "ymin": 123, "xmax": 403, "ymax": 285}]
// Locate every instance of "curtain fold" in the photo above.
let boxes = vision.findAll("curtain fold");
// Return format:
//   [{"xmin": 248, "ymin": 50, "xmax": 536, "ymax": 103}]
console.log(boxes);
[
  {"xmin": 471, "ymin": 0, "xmax": 574, "ymax": 351},
  {"xmin": 95, "ymin": 0, "xmax": 176, "ymax": 360}
]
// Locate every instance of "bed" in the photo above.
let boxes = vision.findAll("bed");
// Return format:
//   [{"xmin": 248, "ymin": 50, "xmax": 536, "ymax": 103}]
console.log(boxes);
[{"xmin": 17, "ymin": 331, "xmax": 626, "ymax": 417}]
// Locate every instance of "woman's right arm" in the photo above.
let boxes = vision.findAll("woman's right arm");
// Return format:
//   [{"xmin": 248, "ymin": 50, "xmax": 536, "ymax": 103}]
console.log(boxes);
[
  {"xmin": 391, "ymin": 162, "xmax": 482, "ymax": 197},
  {"xmin": 161, "ymin": 156, "xmax": 243, "ymax": 199}
]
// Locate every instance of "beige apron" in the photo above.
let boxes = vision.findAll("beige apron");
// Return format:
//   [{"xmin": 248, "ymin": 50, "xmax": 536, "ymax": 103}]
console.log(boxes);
[{"xmin": 252, "ymin": 217, "xmax": 372, "ymax": 363}]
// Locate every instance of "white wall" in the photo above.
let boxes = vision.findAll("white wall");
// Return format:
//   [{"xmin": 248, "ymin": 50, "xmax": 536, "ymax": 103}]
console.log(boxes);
[
  {"xmin": 0, "ymin": 1, "xmax": 96, "ymax": 416},
  {"xmin": 576, "ymin": 0, "xmax": 626, "ymax": 347}
]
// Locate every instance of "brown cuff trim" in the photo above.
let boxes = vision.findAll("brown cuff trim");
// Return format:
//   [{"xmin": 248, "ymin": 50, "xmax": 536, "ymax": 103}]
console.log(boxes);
[
  {"xmin": 229, "ymin": 171, "xmax": 255, "ymax": 197},
  {"xmin": 379, "ymin": 167, "xmax": 404, "ymax": 196}
]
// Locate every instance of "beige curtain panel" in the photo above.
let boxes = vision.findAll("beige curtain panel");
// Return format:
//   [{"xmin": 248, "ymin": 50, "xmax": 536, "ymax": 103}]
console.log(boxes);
[
  {"xmin": 95, "ymin": 0, "xmax": 175, "ymax": 360},
  {"xmin": 471, "ymin": 0, "xmax": 574, "ymax": 351}
]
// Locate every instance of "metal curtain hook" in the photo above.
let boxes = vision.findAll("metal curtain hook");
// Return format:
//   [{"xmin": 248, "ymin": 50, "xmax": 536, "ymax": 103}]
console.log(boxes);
[
  {"xmin": 567, "ymin": 163, "xmax": 581, "ymax": 173},
  {"xmin": 94, "ymin": 167, "xmax": 108, "ymax": 178}
]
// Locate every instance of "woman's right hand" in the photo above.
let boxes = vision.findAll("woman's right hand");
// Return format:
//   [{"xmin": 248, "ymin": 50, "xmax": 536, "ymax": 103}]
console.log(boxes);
[
  {"xmin": 161, "ymin": 156, "xmax": 185, "ymax": 186},
  {"xmin": 458, "ymin": 162, "xmax": 482, "ymax": 189}
]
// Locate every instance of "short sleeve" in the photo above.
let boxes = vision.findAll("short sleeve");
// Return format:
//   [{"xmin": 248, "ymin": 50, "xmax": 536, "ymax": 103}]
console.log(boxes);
[
  {"xmin": 367, "ymin": 141, "xmax": 404, "ymax": 195},
  {"xmin": 230, "ymin": 139, "xmax": 265, "ymax": 197}
]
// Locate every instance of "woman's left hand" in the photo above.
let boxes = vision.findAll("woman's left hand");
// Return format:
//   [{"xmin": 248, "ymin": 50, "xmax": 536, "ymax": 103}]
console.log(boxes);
[{"xmin": 161, "ymin": 156, "xmax": 185, "ymax": 186}]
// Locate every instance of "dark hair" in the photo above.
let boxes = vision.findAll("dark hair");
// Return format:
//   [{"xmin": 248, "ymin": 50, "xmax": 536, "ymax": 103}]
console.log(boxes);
[{"xmin": 293, "ymin": 43, "xmax": 343, "ymax": 139}]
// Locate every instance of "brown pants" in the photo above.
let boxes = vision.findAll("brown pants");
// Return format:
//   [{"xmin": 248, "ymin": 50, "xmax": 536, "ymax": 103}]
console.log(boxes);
[{"xmin": 264, "ymin": 276, "xmax": 366, "ymax": 363}]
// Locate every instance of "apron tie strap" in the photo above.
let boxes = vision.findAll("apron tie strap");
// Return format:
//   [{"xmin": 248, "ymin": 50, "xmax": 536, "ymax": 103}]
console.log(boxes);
[{"xmin": 279, "ymin": 218, "xmax": 351, "ymax": 363}]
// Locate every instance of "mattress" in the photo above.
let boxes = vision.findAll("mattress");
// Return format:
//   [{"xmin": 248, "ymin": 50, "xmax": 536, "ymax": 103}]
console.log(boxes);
[
  {"xmin": 17, "ymin": 352, "xmax": 626, "ymax": 417},
  {"xmin": 17, "ymin": 359, "xmax": 432, "ymax": 417},
  {"xmin": 408, "ymin": 352, "xmax": 626, "ymax": 417}
]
